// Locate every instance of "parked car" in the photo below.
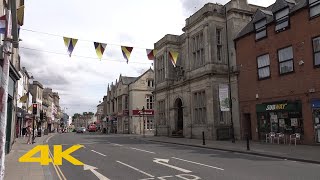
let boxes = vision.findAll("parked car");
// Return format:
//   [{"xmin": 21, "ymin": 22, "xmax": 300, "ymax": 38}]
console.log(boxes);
[
  {"xmin": 76, "ymin": 127, "xmax": 86, "ymax": 133},
  {"xmin": 88, "ymin": 124, "xmax": 97, "ymax": 132}
]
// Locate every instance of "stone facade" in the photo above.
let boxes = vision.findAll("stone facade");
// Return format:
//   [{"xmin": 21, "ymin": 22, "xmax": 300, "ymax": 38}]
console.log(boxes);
[{"xmin": 153, "ymin": 0, "xmax": 260, "ymax": 140}]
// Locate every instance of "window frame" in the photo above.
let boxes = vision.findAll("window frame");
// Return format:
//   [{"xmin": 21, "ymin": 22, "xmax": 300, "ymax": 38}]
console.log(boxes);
[
  {"xmin": 277, "ymin": 45, "xmax": 294, "ymax": 75},
  {"xmin": 309, "ymin": 0, "xmax": 320, "ymax": 19},
  {"xmin": 193, "ymin": 90, "xmax": 206, "ymax": 124},
  {"xmin": 274, "ymin": 7, "xmax": 290, "ymax": 33},
  {"xmin": 146, "ymin": 95, "xmax": 154, "ymax": 110},
  {"xmin": 191, "ymin": 31, "xmax": 205, "ymax": 69},
  {"xmin": 256, "ymin": 53, "xmax": 271, "ymax": 80},
  {"xmin": 312, "ymin": 35, "xmax": 320, "ymax": 68},
  {"xmin": 157, "ymin": 55, "xmax": 165, "ymax": 83},
  {"xmin": 254, "ymin": 18, "xmax": 267, "ymax": 41},
  {"xmin": 147, "ymin": 79, "xmax": 154, "ymax": 87},
  {"xmin": 158, "ymin": 100, "xmax": 165, "ymax": 125}
]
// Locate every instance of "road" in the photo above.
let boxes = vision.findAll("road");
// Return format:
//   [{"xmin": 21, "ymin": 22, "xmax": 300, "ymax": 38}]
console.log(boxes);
[{"xmin": 47, "ymin": 133, "xmax": 320, "ymax": 180}]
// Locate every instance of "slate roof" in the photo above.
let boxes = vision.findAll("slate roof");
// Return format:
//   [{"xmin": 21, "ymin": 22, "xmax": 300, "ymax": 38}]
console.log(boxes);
[
  {"xmin": 235, "ymin": 0, "xmax": 308, "ymax": 40},
  {"xmin": 121, "ymin": 76, "xmax": 137, "ymax": 85}
]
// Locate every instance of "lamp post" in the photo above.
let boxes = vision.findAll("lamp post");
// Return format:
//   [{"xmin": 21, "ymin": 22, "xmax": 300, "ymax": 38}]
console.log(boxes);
[{"xmin": 142, "ymin": 106, "xmax": 145, "ymax": 138}]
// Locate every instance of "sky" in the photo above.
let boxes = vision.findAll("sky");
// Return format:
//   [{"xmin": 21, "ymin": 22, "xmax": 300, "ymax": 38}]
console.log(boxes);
[{"xmin": 20, "ymin": 0, "xmax": 275, "ymax": 116}]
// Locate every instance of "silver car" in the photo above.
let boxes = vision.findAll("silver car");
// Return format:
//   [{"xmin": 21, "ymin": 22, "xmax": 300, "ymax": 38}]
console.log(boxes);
[{"xmin": 76, "ymin": 127, "xmax": 86, "ymax": 133}]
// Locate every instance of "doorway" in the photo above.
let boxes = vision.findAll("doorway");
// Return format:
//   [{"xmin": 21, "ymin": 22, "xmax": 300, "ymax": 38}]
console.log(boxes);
[
  {"xmin": 243, "ymin": 113, "xmax": 252, "ymax": 140},
  {"xmin": 175, "ymin": 98, "xmax": 183, "ymax": 132},
  {"xmin": 5, "ymin": 97, "xmax": 13, "ymax": 154}
]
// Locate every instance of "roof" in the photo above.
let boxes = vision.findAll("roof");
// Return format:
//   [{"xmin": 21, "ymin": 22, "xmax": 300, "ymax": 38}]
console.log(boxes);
[
  {"xmin": 235, "ymin": 0, "xmax": 307, "ymax": 40},
  {"xmin": 122, "ymin": 76, "xmax": 137, "ymax": 85},
  {"xmin": 130, "ymin": 68, "xmax": 154, "ymax": 85}
]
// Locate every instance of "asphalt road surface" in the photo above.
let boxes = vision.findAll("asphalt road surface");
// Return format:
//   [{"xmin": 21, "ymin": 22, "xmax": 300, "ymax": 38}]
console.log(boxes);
[{"xmin": 47, "ymin": 133, "xmax": 320, "ymax": 180}]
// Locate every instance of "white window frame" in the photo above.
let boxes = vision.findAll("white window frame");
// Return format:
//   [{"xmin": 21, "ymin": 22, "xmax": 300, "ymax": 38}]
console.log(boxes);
[
  {"xmin": 147, "ymin": 79, "xmax": 154, "ymax": 87},
  {"xmin": 309, "ymin": 0, "xmax": 320, "ymax": 18},
  {"xmin": 255, "ymin": 19, "xmax": 267, "ymax": 40},
  {"xmin": 313, "ymin": 36, "xmax": 320, "ymax": 67},
  {"xmin": 275, "ymin": 8, "xmax": 289, "ymax": 32},
  {"xmin": 146, "ymin": 95, "xmax": 154, "ymax": 110},
  {"xmin": 257, "ymin": 54, "xmax": 271, "ymax": 79},
  {"xmin": 278, "ymin": 46, "xmax": 294, "ymax": 74}
]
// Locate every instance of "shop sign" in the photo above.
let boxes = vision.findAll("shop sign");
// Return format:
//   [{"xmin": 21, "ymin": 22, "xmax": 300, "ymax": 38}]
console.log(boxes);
[
  {"xmin": 132, "ymin": 110, "xmax": 154, "ymax": 116},
  {"xmin": 266, "ymin": 103, "xmax": 287, "ymax": 111},
  {"xmin": 311, "ymin": 99, "xmax": 320, "ymax": 108}
]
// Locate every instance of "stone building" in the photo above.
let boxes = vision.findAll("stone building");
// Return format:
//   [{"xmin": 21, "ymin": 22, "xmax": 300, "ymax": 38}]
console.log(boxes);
[
  {"xmin": 153, "ymin": 0, "xmax": 261, "ymax": 140},
  {"xmin": 104, "ymin": 68, "xmax": 155, "ymax": 135}
]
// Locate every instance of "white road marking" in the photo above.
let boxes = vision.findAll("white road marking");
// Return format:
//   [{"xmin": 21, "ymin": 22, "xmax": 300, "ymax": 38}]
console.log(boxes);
[
  {"xmin": 176, "ymin": 174, "xmax": 201, "ymax": 180},
  {"xmin": 83, "ymin": 164, "xmax": 110, "ymax": 180},
  {"xmin": 172, "ymin": 157, "xmax": 224, "ymax": 171},
  {"xmin": 91, "ymin": 150, "xmax": 107, "ymax": 156},
  {"xmin": 158, "ymin": 175, "xmax": 173, "ymax": 180},
  {"xmin": 111, "ymin": 143, "xmax": 123, "ymax": 147},
  {"xmin": 130, "ymin": 147, "xmax": 156, "ymax": 154},
  {"xmin": 117, "ymin": 161, "xmax": 154, "ymax": 178},
  {"xmin": 45, "ymin": 135, "xmax": 54, "ymax": 143},
  {"xmin": 153, "ymin": 158, "xmax": 192, "ymax": 173},
  {"xmin": 139, "ymin": 178, "xmax": 154, "ymax": 180},
  {"xmin": 59, "ymin": 142, "xmax": 98, "ymax": 146}
]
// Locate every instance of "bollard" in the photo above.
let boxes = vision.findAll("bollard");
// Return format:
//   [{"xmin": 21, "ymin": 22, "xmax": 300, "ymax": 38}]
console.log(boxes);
[
  {"xmin": 202, "ymin": 131, "xmax": 205, "ymax": 145},
  {"xmin": 246, "ymin": 135, "xmax": 250, "ymax": 151}
]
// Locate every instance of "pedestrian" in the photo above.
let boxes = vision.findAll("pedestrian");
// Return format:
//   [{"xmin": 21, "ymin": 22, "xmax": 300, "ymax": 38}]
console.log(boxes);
[{"xmin": 26, "ymin": 125, "xmax": 32, "ymax": 144}]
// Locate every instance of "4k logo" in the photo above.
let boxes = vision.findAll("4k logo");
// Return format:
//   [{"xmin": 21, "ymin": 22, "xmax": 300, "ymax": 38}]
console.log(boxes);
[{"xmin": 19, "ymin": 145, "xmax": 84, "ymax": 165}]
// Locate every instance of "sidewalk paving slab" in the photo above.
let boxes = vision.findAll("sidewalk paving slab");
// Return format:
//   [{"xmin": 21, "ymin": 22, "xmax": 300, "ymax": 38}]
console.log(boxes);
[
  {"xmin": 4, "ymin": 133, "xmax": 57, "ymax": 180},
  {"xmin": 142, "ymin": 136, "xmax": 320, "ymax": 164}
]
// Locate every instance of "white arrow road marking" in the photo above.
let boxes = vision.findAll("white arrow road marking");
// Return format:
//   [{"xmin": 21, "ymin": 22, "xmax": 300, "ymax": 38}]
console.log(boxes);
[
  {"xmin": 91, "ymin": 150, "xmax": 107, "ymax": 156},
  {"xmin": 172, "ymin": 157, "xmax": 224, "ymax": 171},
  {"xmin": 153, "ymin": 158, "xmax": 192, "ymax": 173},
  {"xmin": 117, "ymin": 161, "xmax": 155, "ymax": 178},
  {"xmin": 157, "ymin": 175, "xmax": 174, "ymax": 180},
  {"xmin": 129, "ymin": 147, "xmax": 156, "ymax": 154},
  {"xmin": 83, "ymin": 164, "xmax": 110, "ymax": 180}
]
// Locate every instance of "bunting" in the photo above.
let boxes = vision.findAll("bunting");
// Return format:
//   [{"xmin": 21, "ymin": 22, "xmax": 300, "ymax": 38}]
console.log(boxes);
[
  {"xmin": 121, "ymin": 46, "xmax": 133, "ymax": 64},
  {"xmin": 17, "ymin": 5, "xmax": 24, "ymax": 26},
  {"xmin": 0, "ymin": 15, "xmax": 6, "ymax": 34},
  {"xmin": 94, "ymin": 42, "xmax": 107, "ymax": 59},
  {"xmin": 19, "ymin": 93, "xmax": 28, "ymax": 103},
  {"xmin": 63, "ymin": 37, "xmax": 78, "ymax": 57},
  {"xmin": 146, "ymin": 49, "xmax": 157, "ymax": 60},
  {"xmin": 169, "ymin": 51, "xmax": 179, "ymax": 67}
]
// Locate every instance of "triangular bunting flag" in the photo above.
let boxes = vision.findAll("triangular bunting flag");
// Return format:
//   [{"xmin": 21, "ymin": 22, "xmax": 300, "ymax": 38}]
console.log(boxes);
[
  {"xmin": 0, "ymin": 15, "xmax": 6, "ymax": 34},
  {"xmin": 94, "ymin": 42, "xmax": 107, "ymax": 60},
  {"xmin": 19, "ymin": 93, "xmax": 28, "ymax": 103},
  {"xmin": 17, "ymin": 5, "xmax": 24, "ymax": 26},
  {"xmin": 63, "ymin": 37, "xmax": 78, "ymax": 57},
  {"xmin": 121, "ymin": 46, "xmax": 133, "ymax": 64},
  {"xmin": 169, "ymin": 51, "xmax": 179, "ymax": 67},
  {"xmin": 146, "ymin": 49, "xmax": 157, "ymax": 60}
]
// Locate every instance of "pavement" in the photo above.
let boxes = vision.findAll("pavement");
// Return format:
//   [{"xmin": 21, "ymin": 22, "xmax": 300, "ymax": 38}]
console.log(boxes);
[
  {"xmin": 4, "ymin": 133, "xmax": 58, "ymax": 180},
  {"xmin": 142, "ymin": 136, "xmax": 320, "ymax": 164},
  {"xmin": 43, "ymin": 133, "xmax": 320, "ymax": 180}
]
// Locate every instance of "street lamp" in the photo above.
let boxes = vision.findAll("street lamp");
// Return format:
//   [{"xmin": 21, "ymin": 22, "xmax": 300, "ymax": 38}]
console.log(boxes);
[{"xmin": 142, "ymin": 106, "xmax": 145, "ymax": 138}]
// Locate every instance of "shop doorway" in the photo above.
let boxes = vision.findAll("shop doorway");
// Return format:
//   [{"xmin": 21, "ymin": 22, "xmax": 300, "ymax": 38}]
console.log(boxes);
[
  {"xmin": 5, "ymin": 97, "xmax": 13, "ymax": 154},
  {"xmin": 243, "ymin": 113, "xmax": 252, "ymax": 140},
  {"xmin": 175, "ymin": 98, "xmax": 183, "ymax": 133}
]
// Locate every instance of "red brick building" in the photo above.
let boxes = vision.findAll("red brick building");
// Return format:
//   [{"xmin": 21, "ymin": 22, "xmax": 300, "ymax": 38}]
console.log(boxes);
[{"xmin": 235, "ymin": 0, "xmax": 320, "ymax": 144}]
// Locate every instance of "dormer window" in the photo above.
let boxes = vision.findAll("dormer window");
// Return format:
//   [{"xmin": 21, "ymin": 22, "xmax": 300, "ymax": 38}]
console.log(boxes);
[
  {"xmin": 255, "ymin": 19, "xmax": 267, "ymax": 40},
  {"xmin": 309, "ymin": 0, "xmax": 320, "ymax": 18},
  {"xmin": 275, "ymin": 8, "xmax": 289, "ymax": 32}
]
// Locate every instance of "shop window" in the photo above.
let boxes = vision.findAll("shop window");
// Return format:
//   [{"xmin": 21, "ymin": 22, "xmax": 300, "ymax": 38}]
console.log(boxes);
[
  {"xmin": 309, "ymin": 0, "xmax": 320, "ymax": 18},
  {"xmin": 255, "ymin": 19, "xmax": 267, "ymax": 40},
  {"xmin": 257, "ymin": 54, "xmax": 270, "ymax": 79},
  {"xmin": 145, "ymin": 118, "xmax": 154, "ymax": 130},
  {"xmin": 275, "ymin": 8, "xmax": 289, "ymax": 32},
  {"xmin": 278, "ymin": 46, "xmax": 294, "ymax": 74},
  {"xmin": 313, "ymin": 36, "xmax": 320, "ymax": 67}
]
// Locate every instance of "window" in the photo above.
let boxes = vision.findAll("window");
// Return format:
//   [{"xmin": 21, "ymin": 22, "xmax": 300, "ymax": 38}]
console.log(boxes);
[
  {"xmin": 192, "ymin": 32, "xmax": 205, "ymax": 68},
  {"xmin": 124, "ymin": 96, "xmax": 128, "ymax": 109},
  {"xmin": 313, "ymin": 37, "xmax": 320, "ymax": 66},
  {"xmin": 216, "ymin": 29, "xmax": 221, "ymax": 45},
  {"xmin": 145, "ymin": 118, "xmax": 154, "ymax": 130},
  {"xmin": 275, "ymin": 8, "xmax": 289, "ymax": 32},
  {"xmin": 193, "ymin": 91, "xmax": 206, "ymax": 124},
  {"xmin": 146, "ymin": 95, "xmax": 154, "ymax": 109},
  {"xmin": 309, "ymin": 0, "xmax": 320, "ymax": 18},
  {"xmin": 157, "ymin": 55, "xmax": 165, "ymax": 83},
  {"xmin": 255, "ymin": 19, "xmax": 267, "ymax": 40},
  {"xmin": 278, "ymin": 46, "xmax": 294, "ymax": 74},
  {"xmin": 257, "ymin": 54, "xmax": 270, "ymax": 79},
  {"xmin": 216, "ymin": 29, "xmax": 223, "ymax": 62},
  {"xmin": 147, "ymin": 79, "xmax": 154, "ymax": 87},
  {"xmin": 158, "ymin": 100, "xmax": 165, "ymax": 125}
]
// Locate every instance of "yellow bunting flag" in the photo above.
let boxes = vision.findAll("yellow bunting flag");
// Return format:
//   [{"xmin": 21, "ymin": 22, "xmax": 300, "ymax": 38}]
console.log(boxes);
[
  {"xmin": 121, "ymin": 46, "xmax": 133, "ymax": 64},
  {"xmin": 63, "ymin": 37, "xmax": 78, "ymax": 57},
  {"xmin": 169, "ymin": 51, "xmax": 179, "ymax": 67},
  {"xmin": 19, "ymin": 94, "xmax": 28, "ymax": 103},
  {"xmin": 146, "ymin": 49, "xmax": 157, "ymax": 60},
  {"xmin": 17, "ymin": 5, "xmax": 24, "ymax": 26},
  {"xmin": 94, "ymin": 42, "xmax": 107, "ymax": 60}
]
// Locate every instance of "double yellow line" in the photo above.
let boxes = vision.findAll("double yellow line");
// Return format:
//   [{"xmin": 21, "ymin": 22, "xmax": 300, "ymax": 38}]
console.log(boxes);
[{"xmin": 48, "ymin": 148, "xmax": 67, "ymax": 180}]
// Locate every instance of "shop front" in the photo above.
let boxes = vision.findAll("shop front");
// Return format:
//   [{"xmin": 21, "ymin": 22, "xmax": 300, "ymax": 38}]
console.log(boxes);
[
  {"xmin": 132, "ymin": 109, "xmax": 155, "ymax": 135},
  {"xmin": 256, "ymin": 101, "xmax": 303, "ymax": 141},
  {"xmin": 311, "ymin": 99, "xmax": 320, "ymax": 143}
]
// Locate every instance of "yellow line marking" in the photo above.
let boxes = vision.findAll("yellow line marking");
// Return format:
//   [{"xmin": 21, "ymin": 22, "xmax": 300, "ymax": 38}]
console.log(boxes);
[
  {"xmin": 49, "ymin": 148, "xmax": 67, "ymax": 180},
  {"xmin": 48, "ymin": 148, "xmax": 62, "ymax": 180}
]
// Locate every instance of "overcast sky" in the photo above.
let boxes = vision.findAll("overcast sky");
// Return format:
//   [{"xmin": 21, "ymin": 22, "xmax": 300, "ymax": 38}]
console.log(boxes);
[{"xmin": 20, "ymin": 0, "xmax": 275, "ymax": 116}]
